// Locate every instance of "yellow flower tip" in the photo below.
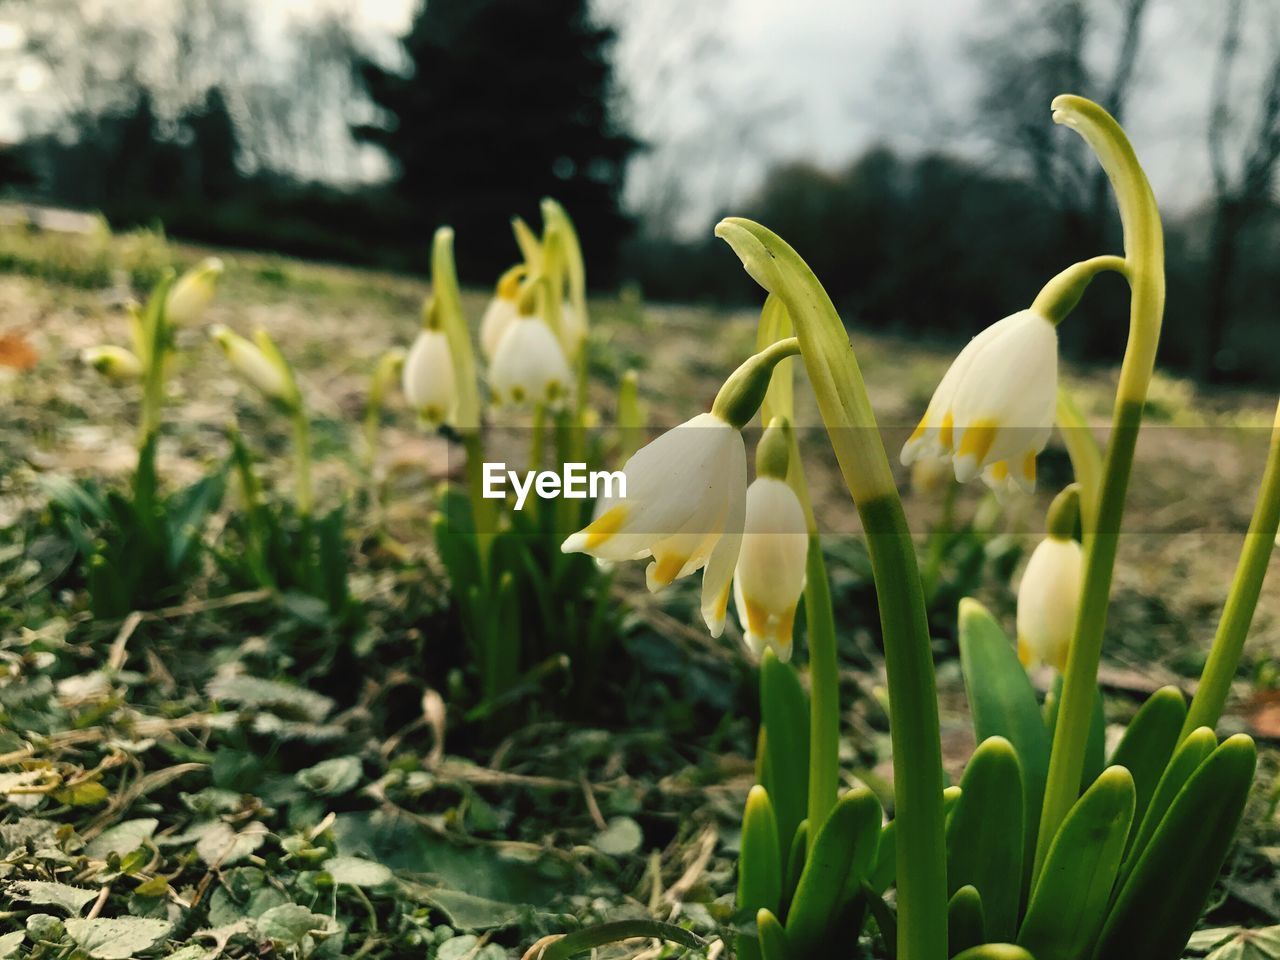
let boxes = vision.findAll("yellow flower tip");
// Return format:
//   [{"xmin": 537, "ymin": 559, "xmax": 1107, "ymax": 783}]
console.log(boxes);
[
  {"xmin": 1017, "ymin": 637, "xmax": 1032, "ymax": 668},
  {"xmin": 646, "ymin": 552, "xmax": 688, "ymax": 592},
  {"xmin": 953, "ymin": 420, "xmax": 998, "ymax": 481},
  {"xmin": 81, "ymin": 345, "xmax": 143, "ymax": 381},
  {"xmin": 702, "ymin": 581, "xmax": 733, "ymax": 638}
]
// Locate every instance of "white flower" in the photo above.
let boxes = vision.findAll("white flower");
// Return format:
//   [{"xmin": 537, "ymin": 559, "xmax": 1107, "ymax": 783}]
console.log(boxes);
[
  {"xmin": 901, "ymin": 309, "xmax": 1058, "ymax": 491},
  {"xmin": 1016, "ymin": 535, "xmax": 1083, "ymax": 671},
  {"xmin": 479, "ymin": 296, "xmax": 518, "ymax": 360},
  {"xmin": 733, "ymin": 477, "xmax": 808, "ymax": 662},
  {"xmin": 562, "ymin": 411, "xmax": 747, "ymax": 634},
  {"xmin": 82, "ymin": 345, "xmax": 143, "ymax": 382},
  {"xmin": 402, "ymin": 329, "xmax": 457, "ymax": 426},
  {"xmin": 559, "ymin": 300, "xmax": 585, "ymax": 355},
  {"xmin": 489, "ymin": 314, "xmax": 572, "ymax": 408},
  {"xmin": 211, "ymin": 324, "xmax": 290, "ymax": 403},
  {"xmin": 166, "ymin": 257, "xmax": 223, "ymax": 326}
]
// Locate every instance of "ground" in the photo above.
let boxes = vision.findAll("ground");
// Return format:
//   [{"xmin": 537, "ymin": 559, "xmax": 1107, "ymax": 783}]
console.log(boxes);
[{"xmin": 0, "ymin": 235, "xmax": 1278, "ymax": 958}]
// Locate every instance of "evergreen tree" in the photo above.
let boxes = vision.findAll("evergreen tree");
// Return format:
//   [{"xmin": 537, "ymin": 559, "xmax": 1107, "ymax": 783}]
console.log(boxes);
[{"xmin": 356, "ymin": 0, "xmax": 638, "ymax": 282}]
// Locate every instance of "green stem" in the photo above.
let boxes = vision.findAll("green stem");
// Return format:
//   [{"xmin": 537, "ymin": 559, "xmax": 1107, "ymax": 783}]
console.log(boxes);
[
  {"xmin": 464, "ymin": 431, "xmax": 495, "ymax": 573},
  {"xmin": 1182, "ymin": 400, "xmax": 1280, "ymax": 738},
  {"xmin": 717, "ymin": 217, "xmax": 947, "ymax": 960},
  {"xmin": 530, "ymin": 403, "xmax": 546, "ymax": 474},
  {"xmin": 291, "ymin": 406, "xmax": 313, "ymax": 519},
  {"xmin": 1034, "ymin": 95, "xmax": 1165, "ymax": 879},
  {"xmin": 753, "ymin": 296, "xmax": 841, "ymax": 847}
]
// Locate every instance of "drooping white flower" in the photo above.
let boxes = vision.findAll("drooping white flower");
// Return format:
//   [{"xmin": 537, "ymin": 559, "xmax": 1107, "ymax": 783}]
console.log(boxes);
[
  {"xmin": 166, "ymin": 257, "xmax": 224, "ymax": 326},
  {"xmin": 82, "ymin": 345, "xmax": 143, "ymax": 382},
  {"xmin": 733, "ymin": 477, "xmax": 808, "ymax": 662},
  {"xmin": 489, "ymin": 314, "xmax": 572, "ymax": 408},
  {"xmin": 1016, "ymin": 535, "xmax": 1083, "ymax": 671},
  {"xmin": 562, "ymin": 411, "xmax": 747, "ymax": 635},
  {"xmin": 479, "ymin": 296, "xmax": 518, "ymax": 360},
  {"xmin": 901, "ymin": 309, "xmax": 1058, "ymax": 492},
  {"xmin": 402, "ymin": 329, "xmax": 457, "ymax": 426},
  {"xmin": 211, "ymin": 324, "xmax": 291, "ymax": 403},
  {"xmin": 558, "ymin": 300, "xmax": 586, "ymax": 355}
]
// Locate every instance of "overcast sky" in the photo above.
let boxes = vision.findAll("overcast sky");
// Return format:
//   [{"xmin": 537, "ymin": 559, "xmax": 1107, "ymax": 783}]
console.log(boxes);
[{"xmin": 4, "ymin": 0, "xmax": 1273, "ymax": 232}]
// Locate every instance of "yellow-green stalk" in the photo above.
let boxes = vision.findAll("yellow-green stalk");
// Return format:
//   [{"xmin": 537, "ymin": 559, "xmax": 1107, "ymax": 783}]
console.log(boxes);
[{"xmin": 1034, "ymin": 95, "xmax": 1165, "ymax": 878}]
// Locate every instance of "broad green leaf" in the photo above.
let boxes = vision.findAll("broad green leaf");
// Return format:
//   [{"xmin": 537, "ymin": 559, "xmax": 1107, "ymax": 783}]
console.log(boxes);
[
  {"xmin": 1018, "ymin": 766, "xmax": 1134, "ymax": 960},
  {"xmin": 8, "ymin": 880, "xmax": 99, "ymax": 915},
  {"xmin": 757, "ymin": 908, "xmax": 790, "ymax": 960},
  {"xmin": 591, "ymin": 816, "xmax": 642, "ymax": 856},
  {"xmin": 953, "ymin": 946, "xmax": 1036, "ymax": 960},
  {"xmin": 1119, "ymin": 725, "xmax": 1216, "ymax": 885},
  {"xmin": 85, "ymin": 818, "xmax": 158, "ymax": 859},
  {"xmin": 425, "ymin": 889, "xmax": 521, "ymax": 931},
  {"xmin": 869, "ymin": 784, "xmax": 961, "ymax": 896},
  {"xmin": 737, "ymin": 786, "xmax": 782, "ymax": 960},
  {"xmin": 947, "ymin": 738, "xmax": 1023, "ymax": 941},
  {"xmin": 254, "ymin": 904, "xmax": 337, "ymax": 945},
  {"xmin": 958, "ymin": 599, "xmax": 1049, "ymax": 885},
  {"xmin": 1108, "ymin": 685, "xmax": 1185, "ymax": 832},
  {"xmin": 296, "ymin": 755, "xmax": 362, "ymax": 796},
  {"xmin": 64, "ymin": 917, "xmax": 171, "ymax": 959},
  {"xmin": 783, "ymin": 819, "xmax": 808, "ymax": 906},
  {"xmin": 1205, "ymin": 926, "xmax": 1280, "ymax": 960},
  {"xmin": 948, "ymin": 885, "xmax": 985, "ymax": 957},
  {"xmin": 1094, "ymin": 735, "xmax": 1257, "ymax": 960},
  {"xmin": 760, "ymin": 650, "xmax": 810, "ymax": 865},
  {"xmin": 205, "ymin": 675, "xmax": 333, "ymax": 723},
  {"xmin": 195, "ymin": 820, "xmax": 267, "ymax": 867},
  {"xmin": 784, "ymin": 788, "xmax": 880, "ymax": 955},
  {"xmin": 323, "ymin": 856, "xmax": 393, "ymax": 888}
]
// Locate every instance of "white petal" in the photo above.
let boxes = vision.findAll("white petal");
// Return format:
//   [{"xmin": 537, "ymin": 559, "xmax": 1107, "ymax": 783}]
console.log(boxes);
[
  {"xmin": 699, "ymin": 431, "xmax": 747, "ymax": 634},
  {"xmin": 402, "ymin": 330, "xmax": 457, "ymax": 424},
  {"xmin": 1016, "ymin": 536, "xmax": 1083, "ymax": 670},
  {"xmin": 489, "ymin": 316, "xmax": 572, "ymax": 408},
  {"xmin": 479, "ymin": 297, "xmax": 517, "ymax": 360}
]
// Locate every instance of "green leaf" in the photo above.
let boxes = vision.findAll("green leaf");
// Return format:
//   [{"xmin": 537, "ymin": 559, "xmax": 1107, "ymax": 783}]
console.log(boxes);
[
  {"xmin": 737, "ymin": 786, "xmax": 782, "ymax": 960},
  {"xmin": 1205, "ymin": 926, "xmax": 1280, "ymax": 960},
  {"xmin": 1119, "ymin": 725, "xmax": 1216, "ymax": 885},
  {"xmin": 1107, "ymin": 685, "xmax": 1185, "ymax": 832},
  {"xmin": 85, "ymin": 818, "xmax": 158, "ymax": 859},
  {"xmin": 63, "ymin": 917, "xmax": 171, "ymax": 959},
  {"xmin": 195, "ymin": 820, "xmax": 268, "ymax": 867},
  {"xmin": 323, "ymin": 856, "xmax": 393, "ymax": 888},
  {"xmin": 8, "ymin": 880, "xmax": 99, "ymax": 915},
  {"xmin": 784, "ymin": 788, "xmax": 881, "ymax": 955},
  {"xmin": 1018, "ymin": 766, "xmax": 1134, "ymax": 960},
  {"xmin": 591, "ymin": 816, "xmax": 642, "ymax": 856},
  {"xmin": 296, "ymin": 755, "xmax": 362, "ymax": 796},
  {"xmin": 953, "ymin": 947, "xmax": 1036, "ymax": 960},
  {"xmin": 426, "ymin": 889, "xmax": 521, "ymax": 931},
  {"xmin": 1094, "ymin": 735, "xmax": 1257, "ymax": 960},
  {"xmin": 784, "ymin": 819, "xmax": 808, "ymax": 905},
  {"xmin": 757, "ymin": 908, "xmax": 790, "ymax": 960},
  {"xmin": 948, "ymin": 885, "xmax": 986, "ymax": 957},
  {"xmin": 760, "ymin": 650, "xmax": 810, "ymax": 864},
  {"xmin": 205, "ymin": 675, "xmax": 334, "ymax": 723},
  {"xmin": 255, "ymin": 904, "xmax": 336, "ymax": 945},
  {"xmin": 947, "ymin": 737, "xmax": 1023, "ymax": 942},
  {"xmin": 958, "ymin": 598, "xmax": 1050, "ymax": 886},
  {"xmin": 869, "ymin": 784, "xmax": 961, "ymax": 896}
]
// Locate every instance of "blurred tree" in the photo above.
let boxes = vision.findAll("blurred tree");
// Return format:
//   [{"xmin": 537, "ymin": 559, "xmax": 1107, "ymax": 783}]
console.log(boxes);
[
  {"xmin": 355, "ymin": 0, "xmax": 639, "ymax": 281},
  {"xmin": 1200, "ymin": 0, "xmax": 1280, "ymax": 381}
]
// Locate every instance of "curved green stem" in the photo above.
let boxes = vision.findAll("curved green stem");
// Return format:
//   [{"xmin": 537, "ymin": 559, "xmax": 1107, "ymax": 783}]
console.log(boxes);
[
  {"xmin": 1182, "ymin": 399, "xmax": 1280, "ymax": 738},
  {"xmin": 1034, "ymin": 95, "xmax": 1165, "ymax": 879},
  {"xmin": 753, "ymin": 297, "xmax": 840, "ymax": 848},
  {"xmin": 535, "ymin": 920, "xmax": 706, "ymax": 960},
  {"xmin": 291, "ymin": 406, "xmax": 313, "ymax": 519},
  {"xmin": 718, "ymin": 217, "xmax": 947, "ymax": 960}
]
